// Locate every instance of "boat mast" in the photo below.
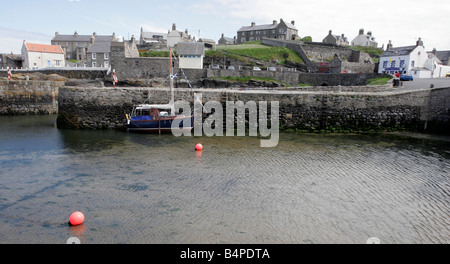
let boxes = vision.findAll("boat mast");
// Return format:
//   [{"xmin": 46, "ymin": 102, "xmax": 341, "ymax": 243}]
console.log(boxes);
[{"xmin": 169, "ymin": 48, "xmax": 175, "ymax": 115}]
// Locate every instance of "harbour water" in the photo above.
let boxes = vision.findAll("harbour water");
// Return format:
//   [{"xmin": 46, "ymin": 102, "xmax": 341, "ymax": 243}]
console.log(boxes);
[{"xmin": 0, "ymin": 115, "xmax": 449, "ymax": 244}]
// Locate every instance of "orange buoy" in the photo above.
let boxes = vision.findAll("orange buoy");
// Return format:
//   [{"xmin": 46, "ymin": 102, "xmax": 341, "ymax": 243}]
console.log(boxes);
[
  {"xmin": 195, "ymin": 143, "xmax": 203, "ymax": 151},
  {"xmin": 69, "ymin": 211, "xmax": 85, "ymax": 226}
]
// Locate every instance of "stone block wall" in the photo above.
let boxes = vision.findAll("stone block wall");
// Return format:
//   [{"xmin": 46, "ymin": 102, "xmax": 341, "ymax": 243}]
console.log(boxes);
[
  {"xmin": 0, "ymin": 80, "xmax": 60, "ymax": 115},
  {"xmin": 56, "ymin": 86, "xmax": 450, "ymax": 134}
]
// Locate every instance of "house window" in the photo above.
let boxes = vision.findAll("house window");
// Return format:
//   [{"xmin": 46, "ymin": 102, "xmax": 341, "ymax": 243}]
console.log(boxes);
[
  {"xmin": 241, "ymin": 38, "xmax": 246, "ymax": 43},
  {"xmin": 391, "ymin": 61, "xmax": 396, "ymax": 68},
  {"xmin": 92, "ymin": 62, "xmax": 97, "ymax": 67},
  {"xmin": 92, "ymin": 53, "xmax": 96, "ymax": 60},
  {"xmin": 400, "ymin": 60, "xmax": 405, "ymax": 68},
  {"xmin": 55, "ymin": 60, "xmax": 61, "ymax": 66},
  {"xmin": 104, "ymin": 53, "xmax": 109, "ymax": 60},
  {"xmin": 411, "ymin": 61, "xmax": 415, "ymax": 67},
  {"xmin": 383, "ymin": 61, "xmax": 388, "ymax": 68},
  {"xmin": 104, "ymin": 61, "xmax": 109, "ymax": 68}
]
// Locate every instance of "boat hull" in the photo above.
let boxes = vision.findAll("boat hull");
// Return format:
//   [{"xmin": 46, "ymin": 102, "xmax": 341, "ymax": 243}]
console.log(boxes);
[{"xmin": 127, "ymin": 115, "xmax": 194, "ymax": 133}]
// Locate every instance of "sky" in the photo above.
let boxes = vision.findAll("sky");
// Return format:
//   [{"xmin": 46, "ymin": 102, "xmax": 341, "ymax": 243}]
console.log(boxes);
[{"xmin": 1, "ymin": 0, "xmax": 450, "ymax": 54}]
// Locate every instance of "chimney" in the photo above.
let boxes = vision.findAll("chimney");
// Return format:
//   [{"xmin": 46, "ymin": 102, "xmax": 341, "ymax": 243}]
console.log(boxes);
[
  {"xmin": 329, "ymin": 30, "xmax": 332, "ymax": 35},
  {"xmin": 112, "ymin": 32, "xmax": 116, "ymax": 41},
  {"xmin": 416, "ymin": 37, "xmax": 423, "ymax": 47},
  {"xmin": 432, "ymin": 48, "xmax": 437, "ymax": 55},
  {"xmin": 359, "ymin": 28, "xmax": 364, "ymax": 35},
  {"xmin": 90, "ymin": 35, "xmax": 95, "ymax": 44},
  {"xmin": 367, "ymin": 31, "xmax": 372, "ymax": 36},
  {"xmin": 386, "ymin": 40, "xmax": 393, "ymax": 50},
  {"xmin": 93, "ymin": 32, "xmax": 97, "ymax": 37},
  {"xmin": 55, "ymin": 32, "xmax": 59, "ymax": 36},
  {"xmin": 251, "ymin": 22, "xmax": 256, "ymax": 27},
  {"xmin": 172, "ymin": 23, "xmax": 176, "ymax": 31},
  {"xmin": 273, "ymin": 20, "xmax": 277, "ymax": 25},
  {"xmin": 131, "ymin": 35, "xmax": 136, "ymax": 44},
  {"xmin": 291, "ymin": 20, "xmax": 295, "ymax": 25},
  {"xmin": 74, "ymin": 31, "xmax": 78, "ymax": 37}
]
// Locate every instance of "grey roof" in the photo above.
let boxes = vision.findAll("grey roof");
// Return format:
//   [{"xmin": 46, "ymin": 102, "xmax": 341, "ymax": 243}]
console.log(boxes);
[
  {"xmin": 177, "ymin": 42, "xmax": 205, "ymax": 56},
  {"xmin": 381, "ymin": 45, "xmax": 417, "ymax": 57},
  {"xmin": 87, "ymin": 43, "xmax": 110, "ymax": 53},
  {"xmin": 87, "ymin": 40, "xmax": 113, "ymax": 53},
  {"xmin": 53, "ymin": 34, "xmax": 113, "ymax": 42},
  {"xmin": 435, "ymin": 50, "xmax": 450, "ymax": 64},
  {"xmin": 222, "ymin": 36, "xmax": 235, "ymax": 43},
  {"xmin": 142, "ymin": 32, "xmax": 167, "ymax": 40},
  {"xmin": 53, "ymin": 34, "xmax": 92, "ymax": 42},
  {"xmin": 238, "ymin": 20, "xmax": 296, "ymax": 32}
]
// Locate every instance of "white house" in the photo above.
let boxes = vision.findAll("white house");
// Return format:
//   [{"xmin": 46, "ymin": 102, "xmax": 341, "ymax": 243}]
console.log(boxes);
[
  {"xmin": 378, "ymin": 38, "xmax": 428, "ymax": 77},
  {"xmin": 177, "ymin": 42, "xmax": 204, "ymax": 69},
  {"xmin": 379, "ymin": 38, "xmax": 450, "ymax": 78},
  {"xmin": 22, "ymin": 41, "xmax": 65, "ymax": 69},
  {"xmin": 425, "ymin": 51, "xmax": 450, "ymax": 78},
  {"xmin": 167, "ymin": 23, "xmax": 194, "ymax": 48},
  {"xmin": 351, "ymin": 28, "xmax": 378, "ymax": 47}
]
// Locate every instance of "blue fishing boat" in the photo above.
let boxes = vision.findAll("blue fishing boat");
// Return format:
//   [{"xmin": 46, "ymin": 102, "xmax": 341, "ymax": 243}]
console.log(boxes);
[{"xmin": 126, "ymin": 49, "xmax": 195, "ymax": 133}]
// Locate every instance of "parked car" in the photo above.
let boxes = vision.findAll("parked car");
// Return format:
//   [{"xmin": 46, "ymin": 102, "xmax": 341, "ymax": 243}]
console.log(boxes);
[
  {"xmin": 253, "ymin": 67, "xmax": 261, "ymax": 71},
  {"xmin": 400, "ymin": 74, "xmax": 414, "ymax": 81},
  {"xmin": 267, "ymin": 67, "xmax": 276, "ymax": 72},
  {"xmin": 446, "ymin": 72, "xmax": 450, "ymax": 77},
  {"xmin": 227, "ymin": 65, "xmax": 235, "ymax": 70},
  {"xmin": 211, "ymin": 64, "xmax": 220, "ymax": 69}
]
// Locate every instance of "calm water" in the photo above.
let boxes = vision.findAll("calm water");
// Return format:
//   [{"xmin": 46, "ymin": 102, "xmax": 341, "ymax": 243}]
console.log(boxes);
[{"xmin": 0, "ymin": 115, "xmax": 449, "ymax": 244}]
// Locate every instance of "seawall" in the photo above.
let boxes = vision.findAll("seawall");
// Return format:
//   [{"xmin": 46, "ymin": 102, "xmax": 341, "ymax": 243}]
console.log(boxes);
[
  {"xmin": 0, "ymin": 80, "xmax": 59, "ymax": 115},
  {"xmin": 56, "ymin": 86, "xmax": 450, "ymax": 134}
]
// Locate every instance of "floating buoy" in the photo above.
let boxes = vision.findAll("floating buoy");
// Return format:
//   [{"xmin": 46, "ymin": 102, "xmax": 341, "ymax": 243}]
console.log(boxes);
[
  {"xmin": 69, "ymin": 211, "xmax": 85, "ymax": 226},
  {"xmin": 195, "ymin": 143, "xmax": 203, "ymax": 151}
]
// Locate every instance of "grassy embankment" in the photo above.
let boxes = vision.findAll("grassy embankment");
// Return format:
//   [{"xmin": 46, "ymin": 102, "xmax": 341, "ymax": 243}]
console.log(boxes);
[{"xmin": 140, "ymin": 41, "xmax": 305, "ymax": 85}]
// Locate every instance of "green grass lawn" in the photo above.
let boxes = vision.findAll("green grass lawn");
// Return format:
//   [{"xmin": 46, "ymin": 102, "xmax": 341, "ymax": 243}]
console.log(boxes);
[
  {"xmin": 366, "ymin": 76, "xmax": 392, "ymax": 85},
  {"xmin": 210, "ymin": 41, "xmax": 304, "ymax": 65}
]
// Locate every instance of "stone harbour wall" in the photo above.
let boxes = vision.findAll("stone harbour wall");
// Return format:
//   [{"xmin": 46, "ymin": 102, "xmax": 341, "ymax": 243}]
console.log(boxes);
[
  {"xmin": 56, "ymin": 86, "xmax": 450, "ymax": 134},
  {"xmin": 0, "ymin": 80, "xmax": 60, "ymax": 115}
]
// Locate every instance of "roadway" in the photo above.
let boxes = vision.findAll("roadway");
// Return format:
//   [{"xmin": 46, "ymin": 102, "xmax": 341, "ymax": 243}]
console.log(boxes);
[{"xmin": 394, "ymin": 77, "xmax": 450, "ymax": 92}]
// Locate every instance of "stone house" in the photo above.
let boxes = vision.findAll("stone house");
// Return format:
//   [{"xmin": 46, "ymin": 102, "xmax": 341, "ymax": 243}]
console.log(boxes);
[
  {"xmin": 323, "ymin": 30, "xmax": 349, "ymax": 46},
  {"xmin": 21, "ymin": 41, "xmax": 65, "ymax": 69},
  {"xmin": 218, "ymin": 34, "xmax": 236, "ymax": 45},
  {"xmin": 51, "ymin": 31, "xmax": 115, "ymax": 61},
  {"xmin": 177, "ymin": 42, "xmax": 205, "ymax": 69},
  {"xmin": 85, "ymin": 34, "xmax": 117, "ymax": 68},
  {"xmin": 237, "ymin": 19, "xmax": 298, "ymax": 44},
  {"xmin": 351, "ymin": 29, "xmax": 378, "ymax": 47}
]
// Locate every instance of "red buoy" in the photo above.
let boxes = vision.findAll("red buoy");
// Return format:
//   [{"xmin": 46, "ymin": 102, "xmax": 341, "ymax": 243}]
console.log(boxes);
[
  {"xmin": 195, "ymin": 143, "xmax": 203, "ymax": 151},
  {"xmin": 69, "ymin": 211, "xmax": 85, "ymax": 226}
]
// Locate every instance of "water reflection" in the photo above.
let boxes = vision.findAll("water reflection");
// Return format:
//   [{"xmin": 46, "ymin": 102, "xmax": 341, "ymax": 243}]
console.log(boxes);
[{"xmin": 0, "ymin": 115, "xmax": 449, "ymax": 244}]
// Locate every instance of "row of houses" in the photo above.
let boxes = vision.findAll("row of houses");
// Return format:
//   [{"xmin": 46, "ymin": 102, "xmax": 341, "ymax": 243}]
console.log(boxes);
[{"xmin": 2, "ymin": 18, "xmax": 449, "ymax": 78}]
